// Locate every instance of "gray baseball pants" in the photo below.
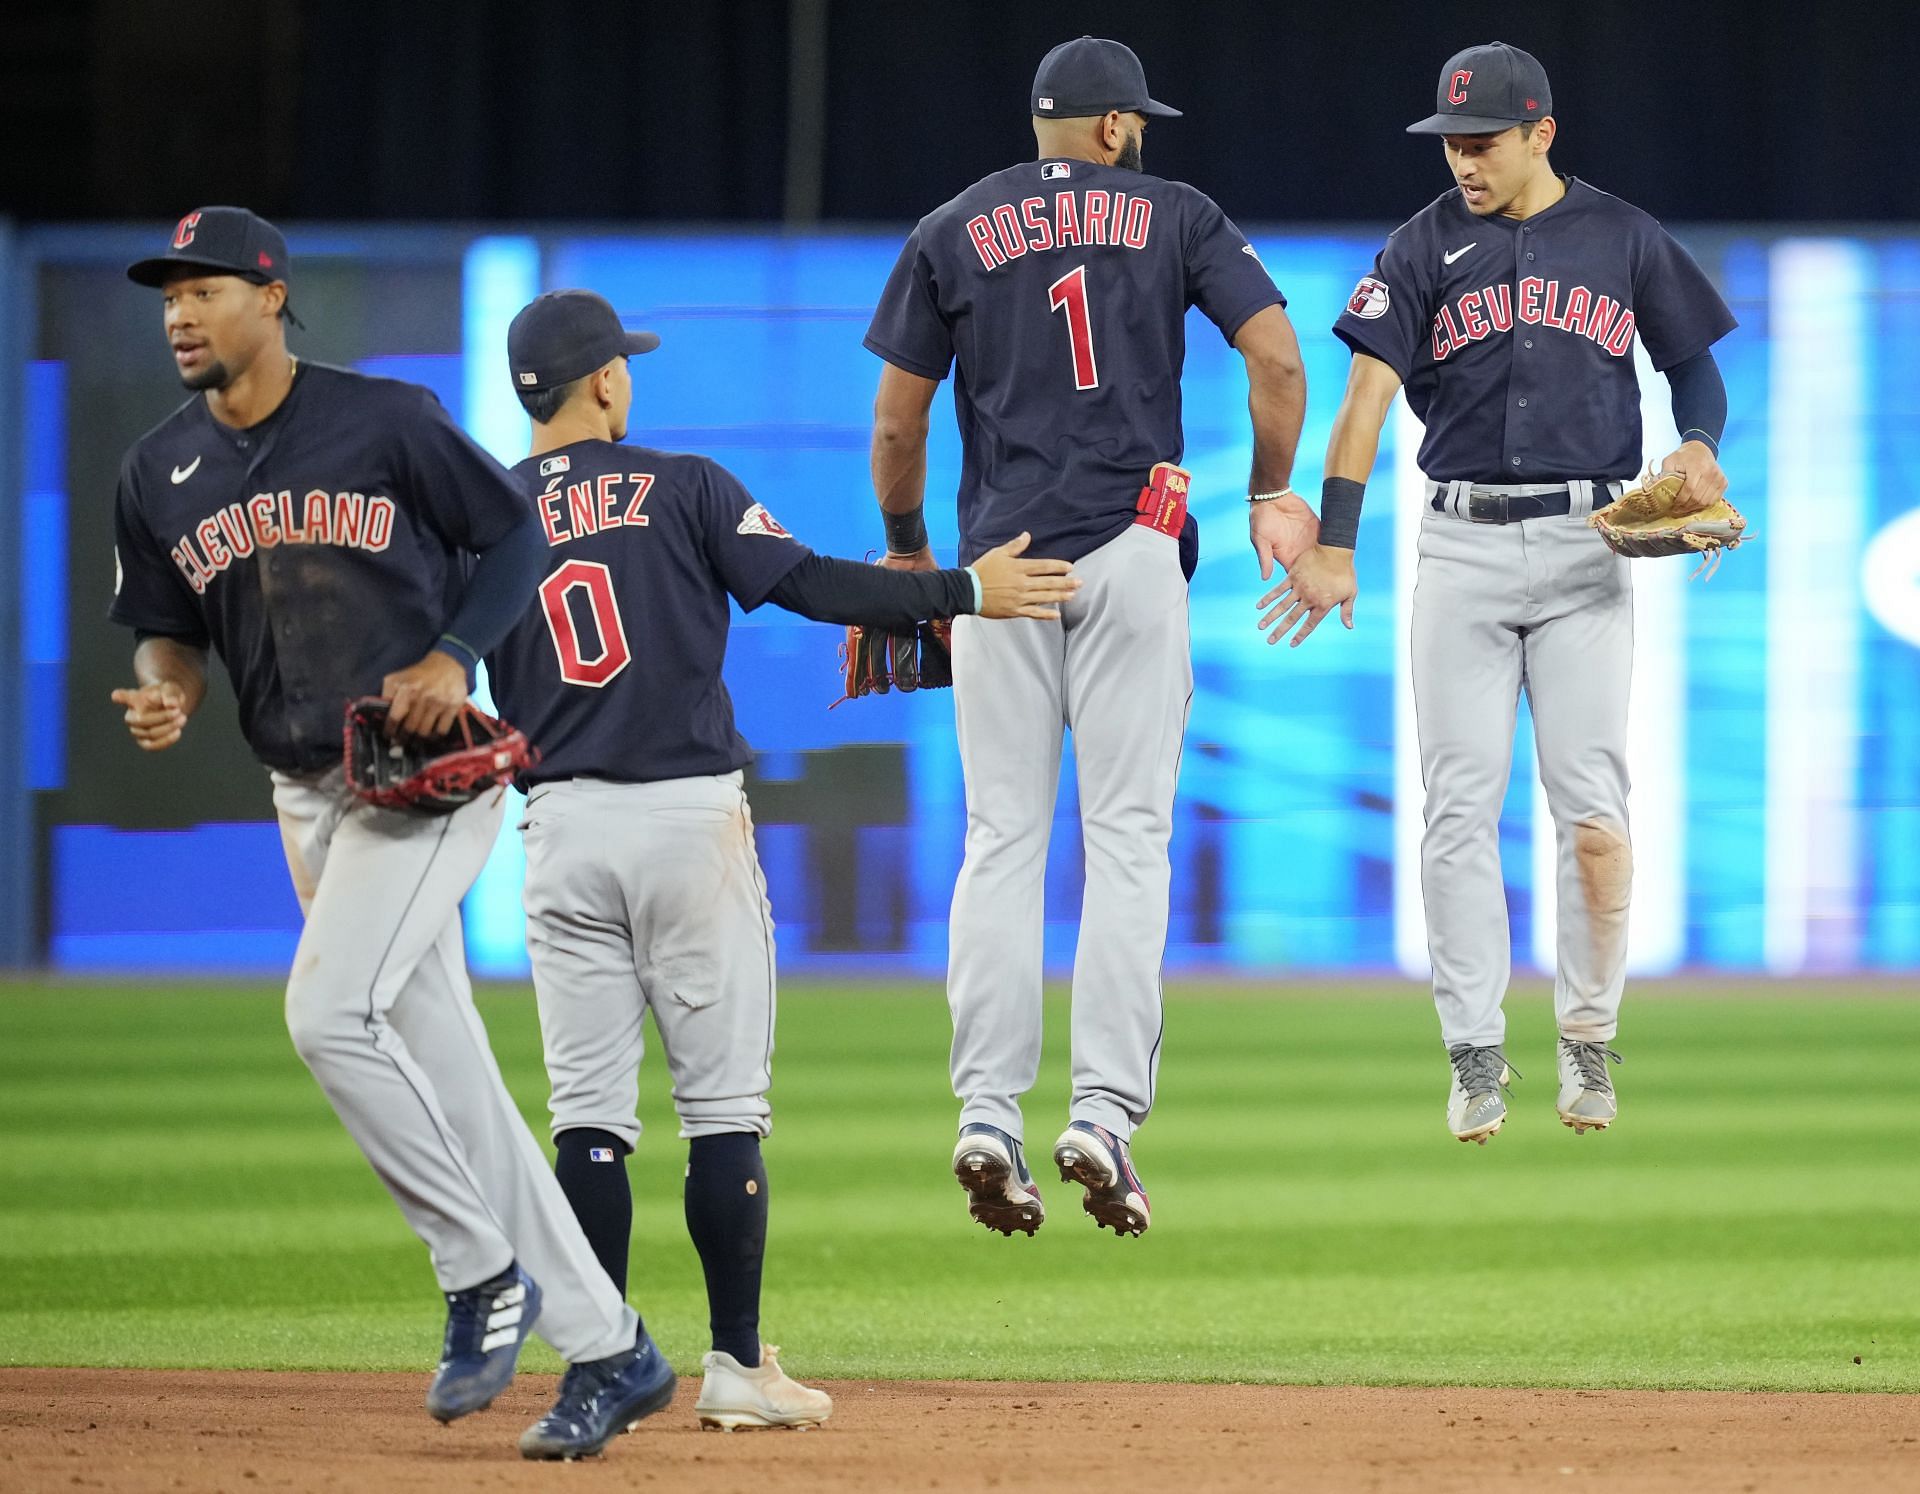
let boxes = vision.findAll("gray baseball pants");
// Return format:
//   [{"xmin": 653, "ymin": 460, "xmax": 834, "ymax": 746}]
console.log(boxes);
[
  {"xmin": 1412, "ymin": 482, "xmax": 1633, "ymax": 1050},
  {"xmin": 947, "ymin": 523, "xmax": 1191, "ymax": 1143},
  {"xmin": 272, "ymin": 771, "xmax": 637, "ymax": 1363},
  {"xmin": 518, "ymin": 771, "xmax": 777, "ymax": 1147}
]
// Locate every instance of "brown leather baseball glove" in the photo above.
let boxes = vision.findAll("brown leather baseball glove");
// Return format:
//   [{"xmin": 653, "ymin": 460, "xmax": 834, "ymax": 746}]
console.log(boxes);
[{"xmin": 1589, "ymin": 467, "xmax": 1751, "ymax": 579}]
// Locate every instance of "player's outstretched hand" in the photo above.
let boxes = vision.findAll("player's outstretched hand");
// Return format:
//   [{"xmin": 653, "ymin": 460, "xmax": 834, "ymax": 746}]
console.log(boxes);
[
  {"xmin": 973, "ymin": 532, "xmax": 1081, "ymax": 620},
  {"xmin": 1257, "ymin": 544, "xmax": 1358, "ymax": 648},
  {"xmin": 381, "ymin": 650, "xmax": 470, "ymax": 739},
  {"xmin": 1657, "ymin": 439, "xmax": 1728, "ymax": 517},
  {"xmin": 111, "ymin": 681, "xmax": 189, "ymax": 752},
  {"xmin": 1249, "ymin": 492, "xmax": 1321, "ymax": 581}
]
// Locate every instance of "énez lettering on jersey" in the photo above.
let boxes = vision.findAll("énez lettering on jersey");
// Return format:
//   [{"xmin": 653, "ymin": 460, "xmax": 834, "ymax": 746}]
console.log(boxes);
[
  {"xmin": 535, "ymin": 470, "xmax": 655, "ymax": 546},
  {"xmin": 169, "ymin": 490, "xmax": 397, "ymax": 594},
  {"xmin": 965, "ymin": 190, "xmax": 1155, "ymax": 271},
  {"xmin": 1430, "ymin": 276, "xmax": 1637, "ymax": 362}
]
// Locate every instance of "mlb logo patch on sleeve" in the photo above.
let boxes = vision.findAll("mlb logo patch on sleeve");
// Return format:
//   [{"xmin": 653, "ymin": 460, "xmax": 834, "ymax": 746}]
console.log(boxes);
[
  {"xmin": 539, "ymin": 454, "xmax": 571, "ymax": 477},
  {"xmin": 1042, "ymin": 161, "xmax": 1072, "ymax": 181},
  {"xmin": 589, "ymin": 1147, "xmax": 617, "ymax": 1163},
  {"xmin": 737, "ymin": 502, "xmax": 793, "ymax": 539},
  {"xmin": 1347, "ymin": 276, "xmax": 1391, "ymax": 320}
]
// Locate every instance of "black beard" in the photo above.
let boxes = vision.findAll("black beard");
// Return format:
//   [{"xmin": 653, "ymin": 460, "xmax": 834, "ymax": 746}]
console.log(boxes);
[
  {"xmin": 1115, "ymin": 135, "xmax": 1143, "ymax": 172},
  {"xmin": 179, "ymin": 360, "xmax": 233, "ymax": 392}
]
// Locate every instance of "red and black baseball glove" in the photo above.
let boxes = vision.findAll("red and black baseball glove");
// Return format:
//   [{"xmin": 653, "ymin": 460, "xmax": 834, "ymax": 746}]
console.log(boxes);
[
  {"xmin": 344, "ymin": 698, "xmax": 534, "ymax": 814},
  {"xmin": 838, "ymin": 618, "xmax": 954, "ymax": 701}
]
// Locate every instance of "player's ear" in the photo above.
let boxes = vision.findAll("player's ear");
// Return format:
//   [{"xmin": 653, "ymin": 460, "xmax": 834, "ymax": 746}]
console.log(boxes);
[
  {"xmin": 1099, "ymin": 109, "xmax": 1124, "ymax": 156},
  {"xmin": 1532, "ymin": 117, "xmax": 1556, "ymax": 154},
  {"xmin": 259, "ymin": 281, "xmax": 287, "ymax": 320},
  {"xmin": 592, "ymin": 360, "xmax": 618, "ymax": 410}
]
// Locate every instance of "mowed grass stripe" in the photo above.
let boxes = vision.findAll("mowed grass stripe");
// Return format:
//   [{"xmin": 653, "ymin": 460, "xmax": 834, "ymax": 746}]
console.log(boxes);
[{"xmin": 0, "ymin": 980, "xmax": 1914, "ymax": 1391}]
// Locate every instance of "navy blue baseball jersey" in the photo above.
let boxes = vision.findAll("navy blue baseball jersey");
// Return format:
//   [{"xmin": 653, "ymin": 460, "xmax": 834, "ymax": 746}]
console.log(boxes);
[
  {"xmin": 485, "ymin": 440, "xmax": 811, "ymax": 786},
  {"xmin": 865, "ymin": 159, "xmax": 1285, "ymax": 565},
  {"xmin": 110, "ymin": 363, "xmax": 532, "ymax": 772},
  {"xmin": 1333, "ymin": 177, "xmax": 1736, "ymax": 482}
]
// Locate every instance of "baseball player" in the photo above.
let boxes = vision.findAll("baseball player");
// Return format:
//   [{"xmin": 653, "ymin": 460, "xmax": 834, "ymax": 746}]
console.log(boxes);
[
  {"xmin": 482, "ymin": 290, "xmax": 1077, "ymax": 1424},
  {"xmin": 864, "ymin": 37, "xmax": 1311, "ymax": 1237},
  {"xmin": 1285, "ymin": 43, "xmax": 1736, "ymax": 1142},
  {"xmin": 108, "ymin": 209, "xmax": 676, "ymax": 1462}
]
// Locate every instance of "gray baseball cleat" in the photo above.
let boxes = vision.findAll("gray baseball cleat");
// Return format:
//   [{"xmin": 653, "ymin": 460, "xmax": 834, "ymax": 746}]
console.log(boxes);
[
  {"xmin": 1446, "ymin": 1045, "xmax": 1518, "ymax": 1144},
  {"xmin": 1557, "ymin": 1039, "xmax": 1622, "ymax": 1134}
]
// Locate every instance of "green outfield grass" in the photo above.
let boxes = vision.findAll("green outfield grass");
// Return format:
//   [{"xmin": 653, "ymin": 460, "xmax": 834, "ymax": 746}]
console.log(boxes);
[{"xmin": 0, "ymin": 979, "xmax": 1914, "ymax": 1391}]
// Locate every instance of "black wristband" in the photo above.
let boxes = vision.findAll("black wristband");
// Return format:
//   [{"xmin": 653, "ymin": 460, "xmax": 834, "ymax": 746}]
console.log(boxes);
[
  {"xmin": 883, "ymin": 506, "xmax": 929, "ymax": 556},
  {"xmin": 1319, "ymin": 477, "xmax": 1364, "ymax": 550}
]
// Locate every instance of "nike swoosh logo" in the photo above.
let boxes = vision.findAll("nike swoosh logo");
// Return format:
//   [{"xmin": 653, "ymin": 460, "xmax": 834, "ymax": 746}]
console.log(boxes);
[
  {"xmin": 170, "ymin": 456, "xmax": 201, "ymax": 484},
  {"xmin": 1442, "ymin": 243, "xmax": 1477, "ymax": 266}
]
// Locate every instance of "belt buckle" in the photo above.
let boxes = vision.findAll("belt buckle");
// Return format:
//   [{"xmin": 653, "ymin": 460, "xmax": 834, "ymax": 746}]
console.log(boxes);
[{"xmin": 1465, "ymin": 491, "xmax": 1508, "ymax": 524}]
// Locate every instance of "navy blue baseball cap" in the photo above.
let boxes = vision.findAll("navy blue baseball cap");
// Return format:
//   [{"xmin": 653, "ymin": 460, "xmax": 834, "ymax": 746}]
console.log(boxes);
[
  {"xmin": 1031, "ymin": 37, "xmax": 1180, "ymax": 119},
  {"xmin": 127, "ymin": 206, "xmax": 291, "ymax": 287},
  {"xmin": 508, "ymin": 290, "xmax": 661, "ymax": 392},
  {"xmin": 1407, "ymin": 41, "xmax": 1552, "ymax": 135}
]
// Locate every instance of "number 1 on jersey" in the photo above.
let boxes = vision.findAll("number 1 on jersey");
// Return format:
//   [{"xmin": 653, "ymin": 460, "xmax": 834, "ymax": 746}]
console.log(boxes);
[{"xmin": 1048, "ymin": 264, "xmax": 1099, "ymax": 391}]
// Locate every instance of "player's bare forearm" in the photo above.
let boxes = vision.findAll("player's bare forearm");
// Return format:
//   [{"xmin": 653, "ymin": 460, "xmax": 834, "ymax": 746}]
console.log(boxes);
[
  {"xmin": 870, "ymin": 364, "xmax": 939, "ymax": 518},
  {"xmin": 1234, "ymin": 305, "xmax": 1306, "ymax": 493},
  {"xmin": 132, "ymin": 635, "xmax": 208, "ymax": 705},
  {"xmin": 1324, "ymin": 353, "xmax": 1402, "ymax": 483},
  {"xmin": 112, "ymin": 636, "xmax": 208, "ymax": 751}
]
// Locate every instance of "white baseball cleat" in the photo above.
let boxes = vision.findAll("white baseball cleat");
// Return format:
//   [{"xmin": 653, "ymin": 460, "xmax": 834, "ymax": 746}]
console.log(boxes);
[
  {"xmin": 952, "ymin": 1122, "xmax": 1045, "ymax": 1236},
  {"xmin": 1051, "ymin": 1121, "xmax": 1150, "ymax": 1237},
  {"xmin": 695, "ymin": 1345, "xmax": 833, "ymax": 1431},
  {"xmin": 1557, "ymin": 1039, "xmax": 1622, "ymax": 1134},
  {"xmin": 1446, "ymin": 1045, "xmax": 1518, "ymax": 1144}
]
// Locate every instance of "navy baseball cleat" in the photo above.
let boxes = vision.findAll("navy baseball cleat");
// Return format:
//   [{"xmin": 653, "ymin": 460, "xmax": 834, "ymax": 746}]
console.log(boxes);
[
  {"xmin": 425, "ymin": 1262, "xmax": 541, "ymax": 1422},
  {"xmin": 519, "ymin": 1326, "xmax": 678, "ymax": 1460},
  {"xmin": 952, "ymin": 1122, "xmax": 1045, "ymax": 1236},
  {"xmin": 1052, "ymin": 1121, "xmax": 1150, "ymax": 1237}
]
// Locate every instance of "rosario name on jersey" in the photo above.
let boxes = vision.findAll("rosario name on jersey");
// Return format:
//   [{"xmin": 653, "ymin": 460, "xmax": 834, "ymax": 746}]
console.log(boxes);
[
  {"xmin": 109, "ymin": 363, "xmax": 531, "ymax": 772},
  {"xmin": 485, "ymin": 440, "xmax": 811, "ymax": 786},
  {"xmin": 1333, "ymin": 178, "xmax": 1736, "ymax": 483},
  {"xmin": 864, "ymin": 159, "xmax": 1284, "ymax": 566}
]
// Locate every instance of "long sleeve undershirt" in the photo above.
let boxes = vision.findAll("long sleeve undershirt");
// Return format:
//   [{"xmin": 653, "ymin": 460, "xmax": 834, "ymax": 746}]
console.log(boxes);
[{"xmin": 768, "ymin": 553, "xmax": 977, "ymax": 627}]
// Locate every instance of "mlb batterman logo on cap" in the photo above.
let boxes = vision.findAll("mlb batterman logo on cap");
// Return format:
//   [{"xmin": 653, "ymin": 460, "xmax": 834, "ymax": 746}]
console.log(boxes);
[
  {"xmin": 1406, "ymin": 41, "xmax": 1552, "ymax": 135},
  {"xmin": 1030, "ymin": 36, "xmax": 1182, "ymax": 119},
  {"xmin": 126, "ymin": 205, "xmax": 292, "ymax": 287},
  {"xmin": 507, "ymin": 290, "xmax": 661, "ymax": 392}
]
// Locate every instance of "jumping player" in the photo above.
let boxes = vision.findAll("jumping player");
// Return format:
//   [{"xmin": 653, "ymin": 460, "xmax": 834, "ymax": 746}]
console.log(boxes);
[
  {"xmin": 1286, "ymin": 43, "xmax": 1735, "ymax": 1141},
  {"xmin": 108, "ymin": 209, "xmax": 676, "ymax": 1461},
  {"xmin": 863, "ymin": 37, "xmax": 1310, "ymax": 1236},
  {"xmin": 484, "ymin": 290, "xmax": 1078, "ymax": 1424}
]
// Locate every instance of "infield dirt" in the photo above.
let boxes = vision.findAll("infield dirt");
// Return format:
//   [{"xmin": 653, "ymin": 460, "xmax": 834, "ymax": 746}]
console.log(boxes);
[{"xmin": 2, "ymin": 1369, "xmax": 1915, "ymax": 1493}]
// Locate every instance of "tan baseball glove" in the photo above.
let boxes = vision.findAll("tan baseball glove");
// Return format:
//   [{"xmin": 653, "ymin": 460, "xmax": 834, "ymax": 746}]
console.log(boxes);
[{"xmin": 1589, "ymin": 467, "xmax": 1750, "ymax": 579}]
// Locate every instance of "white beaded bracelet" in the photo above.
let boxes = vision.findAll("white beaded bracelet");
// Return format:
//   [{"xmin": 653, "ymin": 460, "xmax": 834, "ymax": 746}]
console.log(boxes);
[{"xmin": 1247, "ymin": 488, "xmax": 1299, "ymax": 505}]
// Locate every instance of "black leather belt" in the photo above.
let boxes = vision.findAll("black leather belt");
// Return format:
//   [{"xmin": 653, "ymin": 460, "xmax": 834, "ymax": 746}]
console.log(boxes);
[{"xmin": 1428, "ymin": 482, "xmax": 1616, "ymax": 524}]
